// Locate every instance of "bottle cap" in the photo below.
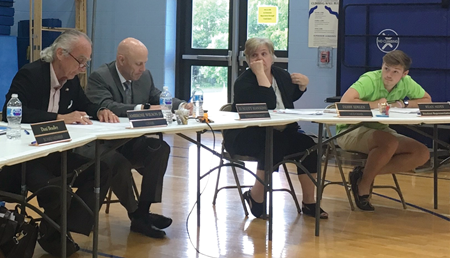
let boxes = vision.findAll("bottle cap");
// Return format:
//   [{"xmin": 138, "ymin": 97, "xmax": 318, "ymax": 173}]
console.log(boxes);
[
  {"xmin": 163, "ymin": 86, "xmax": 169, "ymax": 90},
  {"xmin": 11, "ymin": 94, "xmax": 18, "ymax": 98}
]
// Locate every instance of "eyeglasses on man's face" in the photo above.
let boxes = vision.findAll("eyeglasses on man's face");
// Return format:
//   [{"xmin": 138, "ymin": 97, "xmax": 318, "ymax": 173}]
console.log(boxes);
[{"xmin": 66, "ymin": 51, "xmax": 90, "ymax": 69}]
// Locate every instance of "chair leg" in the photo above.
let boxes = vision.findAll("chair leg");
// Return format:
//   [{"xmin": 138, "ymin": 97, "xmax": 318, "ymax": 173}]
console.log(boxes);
[
  {"xmin": 282, "ymin": 164, "xmax": 301, "ymax": 213},
  {"xmin": 328, "ymin": 143, "xmax": 355, "ymax": 211},
  {"xmin": 392, "ymin": 174, "xmax": 407, "ymax": 209},
  {"xmin": 231, "ymin": 164, "xmax": 249, "ymax": 216},
  {"xmin": 212, "ymin": 159, "xmax": 224, "ymax": 205},
  {"xmin": 105, "ymin": 188, "xmax": 113, "ymax": 214}
]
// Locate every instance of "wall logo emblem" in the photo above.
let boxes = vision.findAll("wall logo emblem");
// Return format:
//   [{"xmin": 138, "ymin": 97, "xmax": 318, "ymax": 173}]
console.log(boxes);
[{"xmin": 376, "ymin": 29, "xmax": 400, "ymax": 53}]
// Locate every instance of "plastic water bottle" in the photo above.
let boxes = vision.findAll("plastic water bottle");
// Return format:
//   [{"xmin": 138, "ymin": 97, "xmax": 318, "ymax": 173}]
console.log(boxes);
[
  {"xmin": 159, "ymin": 86, "xmax": 173, "ymax": 124},
  {"xmin": 192, "ymin": 85, "xmax": 204, "ymax": 118},
  {"xmin": 6, "ymin": 94, "xmax": 22, "ymax": 140}
]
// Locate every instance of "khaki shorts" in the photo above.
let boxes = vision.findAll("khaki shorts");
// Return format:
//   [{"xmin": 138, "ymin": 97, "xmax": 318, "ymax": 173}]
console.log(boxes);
[{"xmin": 336, "ymin": 126, "xmax": 407, "ymax": 154}]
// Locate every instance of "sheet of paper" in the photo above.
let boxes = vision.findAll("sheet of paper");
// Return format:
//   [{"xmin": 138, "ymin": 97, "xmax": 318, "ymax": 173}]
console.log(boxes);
[{"xmin": 275, "ymin": 109, "xmax": 324, "ymax": 115}]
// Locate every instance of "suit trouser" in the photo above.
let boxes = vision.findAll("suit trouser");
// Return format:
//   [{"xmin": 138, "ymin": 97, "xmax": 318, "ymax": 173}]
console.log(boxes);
[
  {"xmin": 75, "ymin": 136, "xmax": 170, "ymax": 212},
  {"xmin": 0, "ymin": 152, "xmax": 111, "ymax": 236},
  {"xmin": 119, "ymin": 136, "xmax": 170, "ymax": 204}
]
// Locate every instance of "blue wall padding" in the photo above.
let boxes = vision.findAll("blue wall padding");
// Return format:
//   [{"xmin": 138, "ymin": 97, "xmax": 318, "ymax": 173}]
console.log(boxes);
[
  {"xmin": 0, "ymin": 36, "xmax": 18, "ymax": 108},
  {"xmin": 0, "ymin": 25, "xmax": 10, "ymax": 35},
  {"xmin": 0, "ymin": 7, "xmax": 14, "ymax": 16},
  {"xmin": 0, "ymin": 16, "xmax": 13, "ymax": 26},
  {"xmin": 339, "ymin": 0, "xmax": 450, "ymax": 102},
  {"xmin": 0, "ymin": 0, "xmax": 13, "ymax": 8}
]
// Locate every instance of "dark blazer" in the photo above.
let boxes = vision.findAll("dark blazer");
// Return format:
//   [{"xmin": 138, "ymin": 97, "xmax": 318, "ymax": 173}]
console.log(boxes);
[
  {"xmin": 85, "ymin": 61, "xmax": 184, "ymax": 117},
  {"xmin": 231, "ymin": 65, "xmax": 305, "ymax": 111},
  {"xmin": 2, "ymin": 60, "xmax": 100, "ymax": 123},
  {"xmin": 224, "ymin": 66, "xmax": 305, "ymax": 152}
]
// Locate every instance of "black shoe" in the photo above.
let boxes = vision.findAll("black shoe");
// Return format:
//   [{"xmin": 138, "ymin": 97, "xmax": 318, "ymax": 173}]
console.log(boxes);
[
  {"xmin": 148, "ymin": 213, "xmax": 172, "ymax": 229},
  {"xmin": 130, "ymin": 217, "xmax": 166, "ymax": 238},
  {"xmin": 349, "ymin": 167, "xmax": 375, "ymax": 211},
  {"xmin": 243, "ymin": 190, "xmax": 264, "ymax": 218},
  {"xmin": 38, "ymin": 220, "xmax": 80, "ymax": 257},
  {"xmin": 301, "ymin": 202, "xmax": 329, "ymax": 219}
]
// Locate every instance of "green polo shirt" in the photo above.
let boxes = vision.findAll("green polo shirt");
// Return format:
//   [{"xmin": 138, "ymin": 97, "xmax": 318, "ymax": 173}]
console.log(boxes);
[{"xmin": 337, "ymin": 70, "xmax": 425, "ymax": 133}]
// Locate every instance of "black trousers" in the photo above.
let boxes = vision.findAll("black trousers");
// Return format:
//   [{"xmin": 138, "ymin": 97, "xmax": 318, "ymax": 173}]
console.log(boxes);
[
  {"xmin": 119, "ymin": 136, "xmax": 170, "ymax": 204},
  {"xmin": 0, "ymin": 152, "xmax": 111, "ymax": 236},
  {"xmin": 224, "ymin": 124, "xmax": 317, "ymax": 174}
]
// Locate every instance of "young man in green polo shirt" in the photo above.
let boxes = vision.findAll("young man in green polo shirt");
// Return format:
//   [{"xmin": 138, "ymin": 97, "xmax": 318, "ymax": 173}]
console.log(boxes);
[{"xmin": 337, "ymin": 50, "xmax": 432, "ymax": 211}]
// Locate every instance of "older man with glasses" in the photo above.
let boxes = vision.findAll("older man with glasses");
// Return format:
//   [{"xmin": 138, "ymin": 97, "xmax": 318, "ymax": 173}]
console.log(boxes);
[{"xmin": 1, "ymin": 29, "xmax": 118, "ymax": 256}]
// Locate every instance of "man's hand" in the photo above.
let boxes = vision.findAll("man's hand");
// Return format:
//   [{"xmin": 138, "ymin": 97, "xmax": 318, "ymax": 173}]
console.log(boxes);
[
  {"xmin": 98, "ymin": 109, "xmax": 120, "ymax": 123},
  {"xmin": 57, "ymin": 111, "xmax": 93, "ymax": 125},
  {"xmin": 291, "ymin": 73, "xmax": 309, "ymax": 91}
]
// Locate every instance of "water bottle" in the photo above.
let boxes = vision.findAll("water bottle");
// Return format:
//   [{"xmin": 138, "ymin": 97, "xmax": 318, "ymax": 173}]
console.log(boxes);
[
  {"xmin": 192, "ymin": 85, "xmax": 204, "ymax": 118},
  {"xmin": 159, "ymin": 86, "xmax": 173, "ymax": 124},
  {"xmin": 6, "ymin": 94, "xmax": 22, "ymax": 140}
]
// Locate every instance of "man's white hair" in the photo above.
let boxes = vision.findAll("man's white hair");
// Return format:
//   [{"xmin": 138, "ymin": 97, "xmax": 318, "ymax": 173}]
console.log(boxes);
[{"xmin": 40, "ymin": 29, "xmax": 91, "ymax": 62}]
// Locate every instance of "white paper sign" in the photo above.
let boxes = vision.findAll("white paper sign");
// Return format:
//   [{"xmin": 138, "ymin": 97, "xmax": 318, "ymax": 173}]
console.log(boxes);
[{"xmin": 308, "ymin": 0, "xmax": 339, "ymax": 48}]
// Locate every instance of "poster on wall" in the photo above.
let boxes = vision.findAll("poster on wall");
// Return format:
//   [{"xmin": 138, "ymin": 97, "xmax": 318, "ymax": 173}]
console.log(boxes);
[
  {"xmin": 258, "ymin": 6, "xmax": 278, "ymax": 25},
  {"xmin": 308, "ymin": 0, "xmax": 339, "ymax": 48}
]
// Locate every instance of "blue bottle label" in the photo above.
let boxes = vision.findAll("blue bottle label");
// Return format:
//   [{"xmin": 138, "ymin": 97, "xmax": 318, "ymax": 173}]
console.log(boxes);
[{"xmin": 7, "ymin": 107, "xmax": 22, "ymax": 117}]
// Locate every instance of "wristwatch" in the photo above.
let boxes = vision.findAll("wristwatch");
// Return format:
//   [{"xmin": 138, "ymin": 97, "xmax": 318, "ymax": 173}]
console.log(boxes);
[
  {"xmin": 403, "ymin": 100, "xmax": 409, "ymax": 108},
  {"xmin": 143, "ymin": 103, "xmax": 151, "ymax": 109}
]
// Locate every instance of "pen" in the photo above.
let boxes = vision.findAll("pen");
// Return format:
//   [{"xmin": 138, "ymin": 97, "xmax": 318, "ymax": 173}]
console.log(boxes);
[
  {"xmin": 83, "ymin": 115, "xmax": 93, "ymax": 119},
  {"xmin": 24, "ymin": 129, "xmax": 30, "ymax": 135}
]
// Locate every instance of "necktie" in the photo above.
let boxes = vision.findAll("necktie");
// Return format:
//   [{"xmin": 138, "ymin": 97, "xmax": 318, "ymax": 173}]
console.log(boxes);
[{"xmin": 123, "ymin": 81, "xmax": 132, "ymax": 104}]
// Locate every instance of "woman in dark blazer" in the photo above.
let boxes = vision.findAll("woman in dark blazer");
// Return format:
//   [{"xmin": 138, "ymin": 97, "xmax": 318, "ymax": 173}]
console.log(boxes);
[{"xmin": 224, "ymin": 38, "xmax": 327, "ymax": 219}]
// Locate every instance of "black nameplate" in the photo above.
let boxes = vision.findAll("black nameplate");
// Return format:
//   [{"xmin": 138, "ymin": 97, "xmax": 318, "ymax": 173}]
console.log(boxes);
[
  {"xmin": 338, "ymin": 111, "xmax": 373, "ymax": 117},
  {"xmin": 419, "ymin": 103, "xmax": 450, "ymax": 116},
  {"xmin": 336, "ymin": 103, "xmax": 371, "ymax": 111},
  {"xmin": 30, "ymin": 120, "xmax": 71, "ymax": 146},
  {"xmin": 236, "ymin": 103, "xmax": 271, "ymax": 120},
  {"xmin": 127, "ymin": 110, "xmax": 167, "ymax": 128},
  {"xmin": 336, "ymin": 102, "xmax": 372, "ymax": 117}
]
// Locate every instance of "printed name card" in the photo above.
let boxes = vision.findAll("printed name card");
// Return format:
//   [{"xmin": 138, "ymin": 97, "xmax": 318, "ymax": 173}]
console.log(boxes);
[
  {"xmin": 235, "ymin": 103, "xmax": 271, "ymax": 120},
  {"xmin": 336, "ymin": 103, "xmax": 372, "ymax": 117},
  {"xmin": 418, "ymin": 103, "xmax": 450, "ymax": 116},
  {"xmin": 127, "ymin": 110, "xmax": 167, "ymax": 128},
  {"xmin": 30, "ymin": 120, "xmax": 71, "ymax": 146}
]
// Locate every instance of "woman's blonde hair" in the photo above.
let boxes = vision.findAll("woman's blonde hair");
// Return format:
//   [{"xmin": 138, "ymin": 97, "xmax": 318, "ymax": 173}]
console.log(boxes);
[{"xmin": 244, "ymin": 37, "xmax": 276, "ymax": 64}]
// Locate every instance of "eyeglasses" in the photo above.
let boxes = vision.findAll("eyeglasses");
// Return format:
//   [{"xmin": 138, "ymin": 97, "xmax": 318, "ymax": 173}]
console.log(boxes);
[{"xmin": 67, "ymin": 52, "xmax": 90, "ymax": 69}]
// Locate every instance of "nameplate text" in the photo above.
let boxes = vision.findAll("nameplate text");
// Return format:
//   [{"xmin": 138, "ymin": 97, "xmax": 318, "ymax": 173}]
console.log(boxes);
[
  {"xmin": 31, "ymin": 120, "xmax": 71, "ymax": 146},
  {"xmin": 236, "ymin": 103, "xmax": 271, "ymax": 120},
  {"xmin": 419, "ymin": 103, "xmax": 450, "ymax": 116},
  {"xmin": 336, "ymin": 102, "xmax": 372, "ymax": 117},
  {"xmin": 127, "ymin": 110, "xmax": 167, "ymax": 128}
]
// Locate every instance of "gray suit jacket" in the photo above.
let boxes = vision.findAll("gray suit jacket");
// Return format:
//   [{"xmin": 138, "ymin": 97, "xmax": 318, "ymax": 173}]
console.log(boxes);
[{"xmin": 85, "ymin": 61, "xmax": 184, "ymax": 117}]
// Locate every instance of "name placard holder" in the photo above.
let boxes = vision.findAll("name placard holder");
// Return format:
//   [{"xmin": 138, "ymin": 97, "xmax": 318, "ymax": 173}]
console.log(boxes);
[
  {"xmin": 336, "ymin": 102, "xmax": 373, "ymax": 117},
  {"xmin": 236, "ymin": 103, "xmax": 270, "ymax": 120},
  {"xmin": 418, "ymin": 102, "xmax": 450, "ymax": 116},
  {"xmin": 30, "ymin": 120, "xmax": 71, "ymax": 146},
  {"xmin": 127, "ymin": 110, "xmax": 167, "ymax": 128}
]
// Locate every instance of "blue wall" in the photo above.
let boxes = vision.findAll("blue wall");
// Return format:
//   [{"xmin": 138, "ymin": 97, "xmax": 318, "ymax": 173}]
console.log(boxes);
[
  {"xmin": 289, "ymin": 1, "xmax": 337, "ymax": 133},
  {"xmin": 9, "ymin": 0, "xmax": 336, "ymax": 133}
]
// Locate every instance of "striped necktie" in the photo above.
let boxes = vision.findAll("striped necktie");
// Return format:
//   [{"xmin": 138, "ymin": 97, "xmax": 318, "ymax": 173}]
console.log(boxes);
[{"xmin": 123, "ymin": 81, "xmax": 132, "ymax": 104}]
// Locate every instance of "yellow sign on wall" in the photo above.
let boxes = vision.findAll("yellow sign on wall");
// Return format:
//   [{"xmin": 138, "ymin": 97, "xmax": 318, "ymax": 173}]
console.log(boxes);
[{"xmin": 258, "ymin": 6, "xmax": 278, "ymax": 24}]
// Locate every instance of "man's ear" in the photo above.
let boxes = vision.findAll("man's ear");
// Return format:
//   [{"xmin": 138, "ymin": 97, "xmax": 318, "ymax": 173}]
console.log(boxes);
[
  {"xmin": 402, "ymin": 70, "xmax": 409, "ymax": 78},
  {"xmin": 117, "ymin": 55, "xmax": 125, "ymax": 65},
  {"xmin": 55, "ymin": 48, "xmax": 65, "ymax": 60}
]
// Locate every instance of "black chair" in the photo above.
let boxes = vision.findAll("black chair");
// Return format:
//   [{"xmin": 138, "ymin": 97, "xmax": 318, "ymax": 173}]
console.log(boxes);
[
  {"xmin": 321, "ymin": 120, "xmax": 407, "ymax": 210},
  {"xmin": 212, "ymin": 104, "xmax": 301, "ymax": 216}
]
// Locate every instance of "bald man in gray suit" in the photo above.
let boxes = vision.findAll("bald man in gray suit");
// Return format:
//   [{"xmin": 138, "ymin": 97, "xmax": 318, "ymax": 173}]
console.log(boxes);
[{"xmin": 81, "ymin": 38, "xmax": 192, "ymax": 238}]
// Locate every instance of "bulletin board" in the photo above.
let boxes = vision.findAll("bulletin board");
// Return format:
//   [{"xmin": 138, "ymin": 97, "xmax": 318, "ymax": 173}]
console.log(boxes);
[{"xmin": 336, "ymin": 0, "xmax": 450, "ymax": 102}]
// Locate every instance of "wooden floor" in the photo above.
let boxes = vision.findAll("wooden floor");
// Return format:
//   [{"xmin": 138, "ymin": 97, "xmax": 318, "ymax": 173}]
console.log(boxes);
[{"xmin": 26, "ymin": 132, "xmax": 450, "ymax": 258}]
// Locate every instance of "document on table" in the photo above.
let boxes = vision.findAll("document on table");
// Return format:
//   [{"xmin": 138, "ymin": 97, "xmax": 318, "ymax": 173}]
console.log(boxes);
[
  {"xmin": 275, "ymin": 109, "xmax": 328, "ymax": 115},
  {"xmin": 388, "ymin": 108, "xmax": 420, "ymax": 114}
]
